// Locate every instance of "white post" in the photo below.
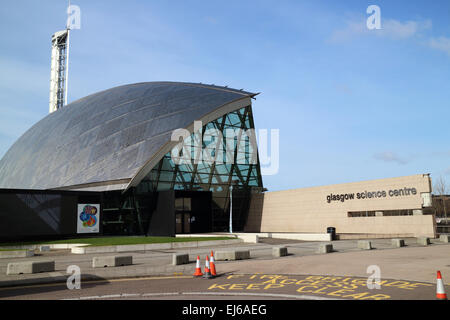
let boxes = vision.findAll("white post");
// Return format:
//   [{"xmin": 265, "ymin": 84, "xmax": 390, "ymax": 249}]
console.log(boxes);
[
  {"xmin": 64, "ymin": 28, "xmax": 70, "ymax": 106},
  {"xmin": 229, "ymin": 185, "xmax": 233, "ymax": 234},
  {"xmin": 64, "ymin": 0, "xmax": 72, "ymax": 106}
]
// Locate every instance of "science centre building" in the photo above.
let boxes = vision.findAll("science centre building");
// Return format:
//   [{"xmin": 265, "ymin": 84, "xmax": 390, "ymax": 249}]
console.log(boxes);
[{"xmin": 0, "ymin": 82, "xmax": 436, "ymax": 241}]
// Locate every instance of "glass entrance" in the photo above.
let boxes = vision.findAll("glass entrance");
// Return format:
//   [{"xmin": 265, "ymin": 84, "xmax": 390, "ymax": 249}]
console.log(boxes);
[
  {"xmin": 176, "ymin": 212, "xmax": 191, "ymax": 234},
  {"xmin": 175, "ymin": 197, "xmax": 192, "ymax": 234}
]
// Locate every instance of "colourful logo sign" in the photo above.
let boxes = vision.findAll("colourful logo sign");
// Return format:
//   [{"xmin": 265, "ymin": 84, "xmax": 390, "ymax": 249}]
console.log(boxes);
[{"xmin": 79, "ymin": 205, "xmax": 98, "ymax": 228}]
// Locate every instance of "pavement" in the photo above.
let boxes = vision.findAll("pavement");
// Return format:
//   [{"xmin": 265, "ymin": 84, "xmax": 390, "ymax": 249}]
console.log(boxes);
[{"xmin": 0, "ymin": 237, "xmax": 449, "ymax": 300}]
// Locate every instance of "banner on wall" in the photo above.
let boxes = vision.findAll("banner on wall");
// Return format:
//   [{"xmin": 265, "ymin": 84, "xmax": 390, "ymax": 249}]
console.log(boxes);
[{"xmin": 77, "ymin": 204, "xmax": 100, "ymax": 234}]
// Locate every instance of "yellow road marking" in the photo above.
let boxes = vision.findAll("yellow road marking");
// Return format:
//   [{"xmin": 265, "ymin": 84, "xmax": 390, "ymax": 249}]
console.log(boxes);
[{"xmin": 0, "ymin": 273, "xmax": 445, "ymax": 294}]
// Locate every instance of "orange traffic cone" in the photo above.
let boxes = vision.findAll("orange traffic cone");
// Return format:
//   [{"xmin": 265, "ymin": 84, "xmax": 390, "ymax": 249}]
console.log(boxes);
[
  {"xmin": 436, "ymin": 271, "xmax": 448, "ymax": 300},
  {"xmin": 203, "ymin": 255, "xmax": 213, "ymax": 279},
  {"xmin": 193, "ymin": 256, "xmax": 203, "ymax": 277},
  {"xmin": 210, "ymin": 250, "xmax": 217, "ymax": 277}
]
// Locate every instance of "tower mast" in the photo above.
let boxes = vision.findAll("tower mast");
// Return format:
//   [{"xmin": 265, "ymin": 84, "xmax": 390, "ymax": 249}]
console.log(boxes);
[
  {"xmin": 64, "ymin": 0, "xmax": 71, "ymax": 107},
  {"xmin": 49, "ymin": 1, "xmax": 71, "ymax": 113}
]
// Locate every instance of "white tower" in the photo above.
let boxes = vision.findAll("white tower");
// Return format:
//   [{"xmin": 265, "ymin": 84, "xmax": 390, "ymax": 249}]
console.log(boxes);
[
  {"xmin": 49, "ymin": 29, "xmax": 69, "ymax": 113},
  {"xmin": 49, "ymin": 1, "xmax": 78, "ymax": 114}
]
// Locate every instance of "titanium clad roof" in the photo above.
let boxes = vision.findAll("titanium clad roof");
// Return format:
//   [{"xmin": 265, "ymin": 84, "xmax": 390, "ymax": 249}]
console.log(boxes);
[{"xmin": 0, "ymin": 82, "xmax": 255, "ymax": 190}]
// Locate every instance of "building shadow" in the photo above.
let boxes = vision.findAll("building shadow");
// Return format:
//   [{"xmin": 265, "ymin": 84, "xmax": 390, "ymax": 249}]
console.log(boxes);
[
  {"xmin": 243, "ymin": 193, "xmax": 265, "ymax": 232},
  {"xmin": 0, "ymin": 274, "xmax": 109, "ymax": 299}
]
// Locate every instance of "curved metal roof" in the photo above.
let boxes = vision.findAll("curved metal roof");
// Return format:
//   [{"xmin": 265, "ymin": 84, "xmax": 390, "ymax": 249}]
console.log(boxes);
[{"xmin": 0, "ymin": 82, "xmax": 256, "ymax": 191}]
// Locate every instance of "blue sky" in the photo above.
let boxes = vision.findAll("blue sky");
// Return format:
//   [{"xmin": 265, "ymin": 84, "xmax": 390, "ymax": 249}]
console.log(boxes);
[{"xmin": 0, "ymin": 0, "xmax": 449, "ymax": 192}]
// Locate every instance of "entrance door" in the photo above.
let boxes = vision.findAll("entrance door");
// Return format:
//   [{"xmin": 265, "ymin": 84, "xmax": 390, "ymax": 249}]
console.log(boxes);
[
  {"xmin": 176, "ymin": 214, "xmax": 183, "ymax": 234},
  {"xmin": 183, "ymin": 213, "xmax": 191, "ymax": 233},
  {"xmin": 176, "ymin": 213, "xmax": 191, "ymax": 234},
  {"xmin": 173, "ymin": 192, "xmax": 212, "ymax": 234}
]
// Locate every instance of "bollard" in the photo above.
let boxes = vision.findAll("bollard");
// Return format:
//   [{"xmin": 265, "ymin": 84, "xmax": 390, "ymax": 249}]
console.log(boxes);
[
  {"xmin": 357, "ymin": 240, "xmax": 372, "ymax": 250},
  {"xmin": 317, "ymin": 243, "xmax": 333, "ymax": 254},
  {"xmin": 172, "ymin": 253, "xmax": 190, "ymax": 265},
  {"xmin": 417, "ymin": 237, "xmax": 430, "ymax": 246},
  {"xmin": 272, "ymin": 247, "xmax": 288, "ymax": 257},
  {"xmin": 439, "ymin": 235, "xmax": 450, "ymax": 243},
  {"xmin": 39, "ymin": 245, "xmax": 51, "ymax": 252},
  {"xmin": 391, "ymin": 239, "xmax": 405, "ymax": 248},
  {"xmin": 238, "ymin": 234, "xmax": 260, "ymax": 244},
  {"xmin": 7, "ymin": 261, "xmax": 55, "ymax": 275},
  {"xmin": 215, "ymin": 250, "xmax": 250, "ymax": 261},
  {"xmin": 92, "ymin": 256, "xmax": 133, "ymax": 268}
]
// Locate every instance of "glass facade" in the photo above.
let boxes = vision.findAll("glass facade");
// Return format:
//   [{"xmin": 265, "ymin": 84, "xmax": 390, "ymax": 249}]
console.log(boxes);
[{"xmin": 102, "ymin": 105, "xmax": 264, "ymax": 235}]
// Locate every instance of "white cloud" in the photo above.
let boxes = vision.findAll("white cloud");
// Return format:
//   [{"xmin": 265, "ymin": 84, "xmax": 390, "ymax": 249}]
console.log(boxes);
[
  {"xmin": 204, "ymin": 16, "xmax": 219, "ymax": 25},
  {"xmin": 328, "ymin": 18, "xmax": 432, "ymax": 43},
  {"xmin": 381, "ymin": 19, "xmax": 430, "ymax": 39},
  {"xmin": 328, "ymin": 19, "xmax": 367, "ymax": 43},
  {"xmin": 373, "ymin": 151, "xmax": 409, "ymax": 165},
  {"xmin": 428, "ymin": 36, "xmax": 450, "ymax": 56}
]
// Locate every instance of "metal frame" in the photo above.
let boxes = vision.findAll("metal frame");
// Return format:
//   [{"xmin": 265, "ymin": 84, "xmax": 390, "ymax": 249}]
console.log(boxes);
[
  {"xmin": 135, "ymin": 105, "xmax": 264, "ymax": 232},
  {"xmin": 49, "ymin": 30, "xmax": 69, "ymax": 113}
]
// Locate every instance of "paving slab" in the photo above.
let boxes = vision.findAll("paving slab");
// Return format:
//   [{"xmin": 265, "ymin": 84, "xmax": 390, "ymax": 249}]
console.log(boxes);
[{"xmin": 0, "ymin": 239, "xmax": 448, "ymax": 288}]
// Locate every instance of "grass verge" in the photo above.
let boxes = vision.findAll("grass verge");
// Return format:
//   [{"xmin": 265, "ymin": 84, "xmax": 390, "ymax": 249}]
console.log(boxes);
[{"xmin": 0, "ymin": 236, "xmax": 235, "ymax": 247}]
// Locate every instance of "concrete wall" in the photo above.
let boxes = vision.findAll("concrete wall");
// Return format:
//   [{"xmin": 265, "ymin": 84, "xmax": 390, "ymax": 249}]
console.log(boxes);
[{"xmin": 245, "ymin": 174, "xmax": 436, "ymax": 238}]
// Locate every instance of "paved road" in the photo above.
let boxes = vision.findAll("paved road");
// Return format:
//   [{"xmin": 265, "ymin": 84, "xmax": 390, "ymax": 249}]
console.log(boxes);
[
  {"xmin": 1, "ymin": 237, "xmax": 447, "ymax": 285},
  {"xmin": 0, "ymin": 272, "xmax": 444, "ymax": 300},
  {"xmin": 1, "ymin": 237, "xmax": 449, "ymax": 300}
]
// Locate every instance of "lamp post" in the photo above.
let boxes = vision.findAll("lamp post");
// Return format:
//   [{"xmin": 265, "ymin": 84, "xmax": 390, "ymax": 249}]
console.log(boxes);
[
  {"xmin": 229, "ymin": 185, "xmax": 233, "ymax": 234},
  {"xmin": 229, "ymin": 180, "xmax": 239, "ymax": 234}
]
